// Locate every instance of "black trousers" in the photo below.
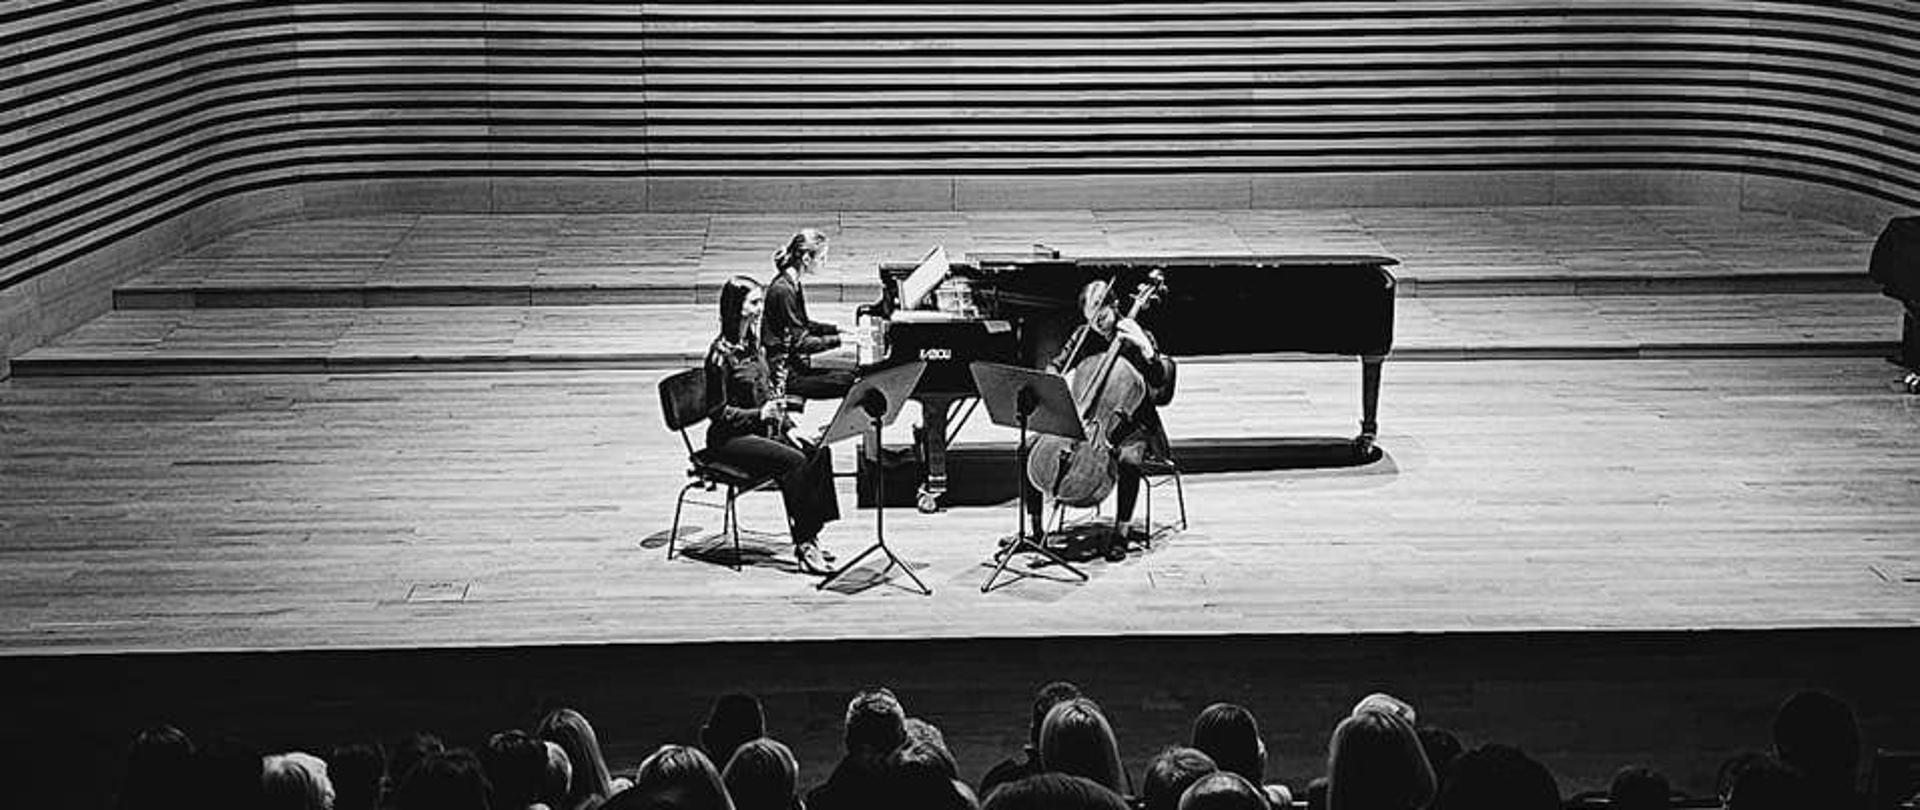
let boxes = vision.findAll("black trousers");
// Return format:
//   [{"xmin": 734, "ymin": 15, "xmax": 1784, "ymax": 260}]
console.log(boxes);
[
  {"xmin": 707, "ymin": 435, "xmax": 839, "ymax": 543},
  {"xmin": 1021, "ymin": 439, "xmax": 1147, "ymax": 534}
]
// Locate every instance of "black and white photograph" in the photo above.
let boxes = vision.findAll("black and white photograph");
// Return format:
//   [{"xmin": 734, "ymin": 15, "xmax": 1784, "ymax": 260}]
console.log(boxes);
[{"xmin": 2, "ymin": 2, "xmax": 1917, "ymax": 809}]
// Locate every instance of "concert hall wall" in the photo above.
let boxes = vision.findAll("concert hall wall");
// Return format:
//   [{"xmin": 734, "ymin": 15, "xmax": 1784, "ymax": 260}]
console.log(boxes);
[{"xmin": 2, "ymin": 1, "xmax": 1917, "ymax": 374}]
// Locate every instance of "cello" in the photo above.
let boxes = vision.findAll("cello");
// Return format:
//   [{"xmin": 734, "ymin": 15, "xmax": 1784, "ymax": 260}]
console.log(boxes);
[{"xmin": 1026, "ymin": 271, "xmax": 1167, "ymax": 509}]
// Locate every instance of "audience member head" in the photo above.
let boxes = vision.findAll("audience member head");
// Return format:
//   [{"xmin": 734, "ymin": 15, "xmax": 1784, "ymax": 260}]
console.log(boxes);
[
  {"xmin": 197, "ymin": 736, "xmax": 266, "ymax": 810},
  {"xmin": 1141, "ymin": 746, "xmax": 1219, "ymax": 810},
  {"xmin": 482, "ymin": 730, "xmax": 549, "ymax": 810},
  {"xmin": 699, "ymin": 693, "xmax": 766, "ymax": 768},
  {"xmin": 537, "ymin": 708, "xmax": 616, "ymax": 805},
  {"xmin": 1352, "ymin": 693, "xmax": 1416, "ymax": 725},
  {"xmin": 842, "ymin": 687, "xmax": 909, "ymax": 758},
  {"xmin": 1039, "ymin": 697, "xmax": 1127, "ymax": 794},
  {"xmin": 540, "ymin": 742, "xmax": 573, "ymax": 809},
  {"xmin": 1026, "ymin": 681, "xmax": 1084, "ymax": 753},
  {"xmin": 772, "ymin": 229, "xmax": 830, "ymax": 275},
  {"xmin": 1191, "ymin": 703, "xmax": 1267, "ymax": 785},
  {"xmin": 1725, "ymin": 755, "xmax": 1813, "ymax": 810},
  {"xmin": 717, "ymin": 276, "xmax": 764, "ymax": 344},
  {"xmin": 1326, "ymin": 708, "xmax": 1435, "ymax": 810},
  {"xmin": 1179, "ymin": 771, "xmax": 1269, "ymax": 810},
  {"xmin": 328, "ymin": 743, "xmax": 386, "ymax": 810},
  {"xmin": 390, "ymin": 732, "xmax": 447, "ymax": 797},
  {"xmin": 1413, "ymin": 726, "xmax": 1461, "ymax": 792},
  {"xmin": 612, "ymin": 744, "xmax": 732, "ymax": 810},
  {"xmin": 886, "ymin": 739, "xmax": 977, "ymax": 810},
  {"xmin": 722, "ymin": 738, "xmax": 800, "ymax": 810},
  {"xmin": 1607, "ymin": 765, "xmax": 1670, "ymax": 810},
  {"xmin": 392, "ymin": 749, "xmax": 492, "ymax": 810},
  {"xmin": 1436, "ymin": 743, "xmax": 1558, "ymax": 810},
  {"xmin": 1771, "ymin": 689, "xmax": 1861, "ymax": 790},
  {"xmin": 263, "ymin": 752, "xmax": 336, "ymax": 810},
  {"xmin": 904, "ymin": 716, "xmax": 961, "ymax": 778},
  {"xmin": 119, "ymin": 724, "xmax": 195, "ymax": 810},
  {"xmin": 983, "ymin": 773, "xmax": 1130, "ymax": 810}
]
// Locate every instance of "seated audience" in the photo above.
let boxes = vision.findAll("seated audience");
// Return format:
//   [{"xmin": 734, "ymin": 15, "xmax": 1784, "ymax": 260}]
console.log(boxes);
[
  {"xmin": 198, "ymin": 736, "xmax": 266, "ymax": 810},
  {"xmin": 1140, "ymin": 746, "xmax": 1218, "ymax": 810},
  {"xmin": 541, "ymin": 742, "xmax": 574, "ymax": 810},
  {"xmin": 263, "ymin": 751, "xmax": 336, "ymax": 810},
  {"xmin": 1190, "ymin": 703, "xmax": 1290, "ymax": 807},
  {"xmin": 604, "ymin": 744, "xmax": 731, "ymax": 810},
  {"xmin": 538, "ymin": 708, "xmax": 626, "ymax": 810},
  {"xmin": 1179, "ymin": 771, "xmax": 1269, "ymax": 810},
  {"xmin": 1715, "ymin": 749, "xmax": 1773, "ymax": 805},
  {"xmin": 392, "ymin": 749, "xmax": 493, "ymax": 810},
  {"xmin": 118, "ymin": 724, "xmax": 195, "ymax": 810},
  {"xmin": 1772, "ymin": 689, "xmax": 1868, "ymax": 810},
  {"xmin": 389, "ymin": 732, "xmax": 447, "ymax": 800},
  {"xmin": 980, "ymin": 681, "xmax": 1083, "ymax": 798},
  {"xmin": 1434, "ymin": 743, "xmax": 1558, "ymax": 810},
  {"xmin": 806, "ymin": 687, "xmax": 910, "ymax": 810},
  {"xmin": 1039, "ymin": 697, "xmax": 1129, "ymax": 796},
  {"xmin": 1326, "ymin": 707, "xmax": 1435, "ymax": 810},
  {"xmin": 982, "ymin": 773, "xmax": 1131, "ymax": 810},
  {"xmin": 886, "ymin": 738, "xmax": 979, "ymax": 810},
  {"xmin": 328, "ymin": 742, "xmax": 385, "ymax": 810},
  {"xmin": 701, "ymin": 693, "xmax": 768, "ymax": 769},
  {"xmin": 483, "ymin": 730, "xmax": 552, "ymax": 810},
  {"xmin": 1412, "ymin": 727, "xmax": 1461, "ymax": 797},
  {"xmin": 723, "ymin": 738, "xmax": 802, "ymax": 810},
  {"xmin": 1606, "ymin": 765, "xmax": 1670, "ymax": 810},
  {"xmin": 1351, "ymin": 693, "xmax": 1416, "ymax": 725},
  {"xmin": 1724, "ymin": 755, "xmax": 1812, "ymax": 810}
]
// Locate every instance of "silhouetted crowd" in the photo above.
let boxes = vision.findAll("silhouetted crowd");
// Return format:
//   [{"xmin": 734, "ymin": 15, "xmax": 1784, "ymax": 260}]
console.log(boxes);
[{"xmin": 113, "ymin": 685, "xmax": 1905, "ymax": 810}]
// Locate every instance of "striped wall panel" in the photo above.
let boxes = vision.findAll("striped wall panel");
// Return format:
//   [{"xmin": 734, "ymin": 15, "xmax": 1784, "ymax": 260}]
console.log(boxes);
[{"xmin": 2, "ymin": 1, "xmax": 1917, "ymax": 310}]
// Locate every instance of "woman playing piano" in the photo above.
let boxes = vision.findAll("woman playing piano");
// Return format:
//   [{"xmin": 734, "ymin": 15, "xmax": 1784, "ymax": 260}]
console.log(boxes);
[
  {"xmin": 705, "ymin": 275, "xmax": 840, "ymax": 574},
  {"xmin": 1024, "ymin": 278, "xmax": 1177, "ymax": 560},
  {"xmin": 762, "ymin": 228, "xmax": 856, "ymax": 400}
]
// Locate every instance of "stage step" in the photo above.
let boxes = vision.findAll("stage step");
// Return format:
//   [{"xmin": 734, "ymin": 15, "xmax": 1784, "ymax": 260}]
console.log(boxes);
[
  {"xmin": 13, "ymin": 294, "xmax": 1903, "ymax": 377},
  {"xmin": 107, "ymin": 206, "xmax": 1881, "ymax": 311}
]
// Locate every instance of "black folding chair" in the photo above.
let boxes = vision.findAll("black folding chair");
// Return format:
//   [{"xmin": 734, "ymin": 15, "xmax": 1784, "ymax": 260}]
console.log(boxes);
[{"xmin": 659, "ymin": 368, "xmax": 783, "ymax": 569}]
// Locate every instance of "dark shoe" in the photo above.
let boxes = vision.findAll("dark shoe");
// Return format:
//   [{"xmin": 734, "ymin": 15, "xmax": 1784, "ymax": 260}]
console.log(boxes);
[{"xmin": 795, "ymin": 542, "xmax": 833, "ymax": 575}]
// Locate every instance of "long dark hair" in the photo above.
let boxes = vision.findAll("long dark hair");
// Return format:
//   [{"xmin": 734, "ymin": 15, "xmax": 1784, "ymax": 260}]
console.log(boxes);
[
  {"xmin": 719, "ymin": 275, "xmax": 762, "ymax": 344},
  {"xmin": 772, "ymin": 229, "xmax": 828, "ymax": 275}
]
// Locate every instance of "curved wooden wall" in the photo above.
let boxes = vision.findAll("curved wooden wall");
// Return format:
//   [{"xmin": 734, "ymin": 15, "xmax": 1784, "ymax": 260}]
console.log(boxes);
[{"xmin": 3, "ymin": 1, "xmax": 1917, "ymax": 362}]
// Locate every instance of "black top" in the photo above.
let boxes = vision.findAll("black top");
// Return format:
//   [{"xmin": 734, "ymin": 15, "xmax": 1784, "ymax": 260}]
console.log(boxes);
[
  {"xmin": 1048, "ymin": 324, "xmax": 1176, "ymax": 459},
  {"xmin": 762, "ymin": 270, "xmax": 841, "ymax": 365},
  {"xmin": 703, "ymin": 337, "xmax": 776, "ymax": 447}
]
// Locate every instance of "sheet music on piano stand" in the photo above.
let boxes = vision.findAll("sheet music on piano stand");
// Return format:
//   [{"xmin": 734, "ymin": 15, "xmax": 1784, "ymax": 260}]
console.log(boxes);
[{"xmin": 897, "ymin": 245, "xmax": 950, "ymax": 311}]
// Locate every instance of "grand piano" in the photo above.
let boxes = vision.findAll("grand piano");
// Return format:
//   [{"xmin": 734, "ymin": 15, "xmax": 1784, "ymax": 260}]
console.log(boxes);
[{"xmin": 855, "ymin": 247, "xmax": 1398, "ymax": 511}]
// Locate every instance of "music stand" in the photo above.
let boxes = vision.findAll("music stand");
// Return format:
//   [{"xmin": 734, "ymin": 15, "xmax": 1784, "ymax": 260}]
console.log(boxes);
[
  {"xmin": 817, "ymin": 361, "xmax": 929, "ymax": 594},
  {"xmin": 969, "ymin": 362, "xmax": 1089, "ymax": 592}
]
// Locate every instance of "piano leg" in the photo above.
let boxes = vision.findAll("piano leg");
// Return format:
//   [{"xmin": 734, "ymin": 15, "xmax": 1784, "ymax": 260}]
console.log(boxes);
[
  {"xmin": 1357, "ymin": 354, "xmax": 1385, "ymax": 460},
  {"xmin": 913, "ymin": 395, "xmax": 958, "ymax": 513}
]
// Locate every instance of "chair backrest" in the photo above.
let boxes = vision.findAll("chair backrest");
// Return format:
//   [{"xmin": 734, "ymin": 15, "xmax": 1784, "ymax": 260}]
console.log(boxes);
[{"xmin": 659, "ymin": 368, "xmax": 709, "ymax": 434}]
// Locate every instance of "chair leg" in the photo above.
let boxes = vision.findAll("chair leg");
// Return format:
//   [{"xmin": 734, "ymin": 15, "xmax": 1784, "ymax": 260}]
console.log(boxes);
[
  {"xmin": 1173, "ymin": 467, "xmax": 1187, "ymax": 530},
  {"xmin": 725, "ymin": 487, "xmax": 743, "ymax": 572},
  {"xmin": 668, "ymin": 480, "xmax": 701, "ymax": 560}
]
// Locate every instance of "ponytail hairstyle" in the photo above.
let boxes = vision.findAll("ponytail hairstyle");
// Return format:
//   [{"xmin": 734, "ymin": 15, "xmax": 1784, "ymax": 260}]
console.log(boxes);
[
  {"xmin": 772, "ymin": 228, "xmax": 830, "ymax": 275},
  {"xmin": 718, "ymin": 275, "xmax": 763, "ymax": 345}
]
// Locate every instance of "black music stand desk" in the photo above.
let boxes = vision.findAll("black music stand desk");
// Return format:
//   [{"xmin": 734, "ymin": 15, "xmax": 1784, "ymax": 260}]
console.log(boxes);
[
  {"xmin": 817, "ymin": 361, "xmax": 929, "ymax": 594},
  {"xmin": 969, "ymin": 362, "xmax": 1089, "ymax": 592}
]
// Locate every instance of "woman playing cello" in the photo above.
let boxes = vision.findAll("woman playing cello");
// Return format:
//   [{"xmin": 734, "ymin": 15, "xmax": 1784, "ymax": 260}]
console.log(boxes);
[{"xmin": 1022, "ymin": 278, "xmax": 1177, "ymax": 560}]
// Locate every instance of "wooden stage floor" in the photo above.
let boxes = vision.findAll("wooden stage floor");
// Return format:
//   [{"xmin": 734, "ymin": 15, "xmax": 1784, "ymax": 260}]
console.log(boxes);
[
  {"xmin": 3, "ymin": 356, "xmax": 1917, "ymax": 655},
  {"xmin": 2, "ymin": 205, "xmax": 1917, "ymax": 657}
]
